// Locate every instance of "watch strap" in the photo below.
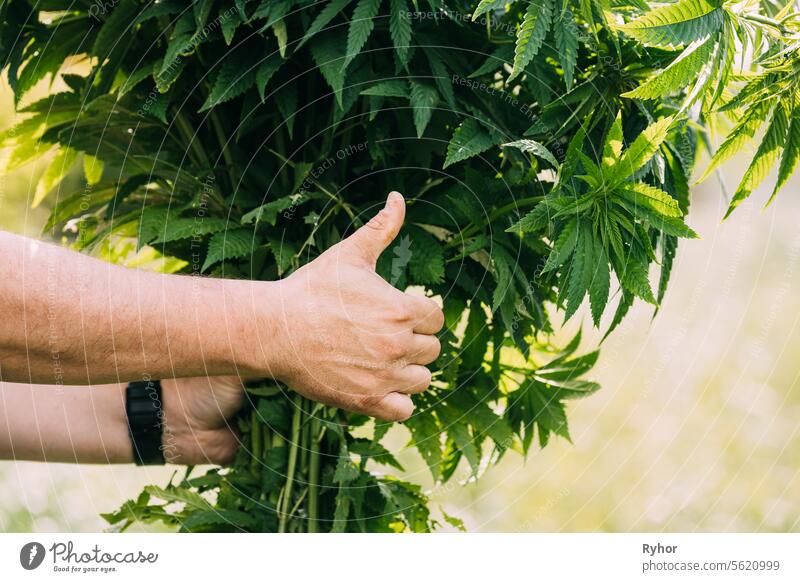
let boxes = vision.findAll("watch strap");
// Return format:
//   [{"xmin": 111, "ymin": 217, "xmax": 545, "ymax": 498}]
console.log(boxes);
[{"xmin": 125, "ymin": 379, "xmax": 166, "ymax": 466}]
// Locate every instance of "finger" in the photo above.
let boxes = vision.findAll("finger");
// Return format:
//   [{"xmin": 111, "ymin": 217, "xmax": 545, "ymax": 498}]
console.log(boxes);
[
  {"xmin": 341, "ymin": 191, "xmax": 405, "ymax": 267},
  {"xmin": 407, "ymin": 334, "xmax": 441, "ymax": 365},
  {"xmin": 371, "ymin": 391, "xmax": 415, "ymax": 422},
  {"xmin": 395, "ymin": 364, "xmax": 432, "ymax": 395},
  {"xmin": 407, "ymin": 295, "xmax": 445, "ymax": 334}
]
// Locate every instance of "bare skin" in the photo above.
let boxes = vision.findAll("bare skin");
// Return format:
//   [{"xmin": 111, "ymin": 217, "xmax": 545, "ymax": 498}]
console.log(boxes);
[
  {"xmin": 0, "ymin": 376, "xmax": 242, "ymax": 464},
  {"xmin": 0, "ymin": 192, "xmax": 443, "ymax": 463}
]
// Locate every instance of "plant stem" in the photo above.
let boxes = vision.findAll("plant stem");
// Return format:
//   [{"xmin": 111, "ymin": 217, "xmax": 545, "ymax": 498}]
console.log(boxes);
[
  {"xmin": 447, "ymin": 195, "xmax": 543, "ymax": 247},
  {"xmin": 250, "ymin": 409, "xmax": 261, "ymax": 476},
  {"xmin": 740, "ymin": 12, "xmax": 789, "ymax": 33},
  {"xmin": 209, "ymin": 110, "xmax": 237, "ymax": 193},
  {"xmin": 278, "ymin": 395, "xmax": 302, "ymax": 533},
  {"xmin": 307, "ymin": 416, "xmax": 321, "ymax": 533},
  {"xmin": 174, "ymin": 109, "xmax": 211, "ymax": 169}
]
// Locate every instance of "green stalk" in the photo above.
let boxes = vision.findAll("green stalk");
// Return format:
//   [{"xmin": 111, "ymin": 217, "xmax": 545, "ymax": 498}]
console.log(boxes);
[
  {"xmin": 307, "ymin": 415, "xmax": 321, "ymax": 533},
  {"xmin": 209, "ymin": 110, "xmax": 238, "ymax": 193},
  {"xmin": 250, "ymin": 409, "xmax": 261, "ymax": 476},
  {"xmin": 447, "ymin": 195, "xmax": 543, "ymax": 247},
  {"xmin": 174, "ymin": 110, "xmax": 212, "ymax": 169},
  {"xmin": 740, "ymin": 12, "xmax": 790, "ymax": 33},
  {"xmin": 278, "ymin": 395, "xmax": 302, "ymax": 533}
]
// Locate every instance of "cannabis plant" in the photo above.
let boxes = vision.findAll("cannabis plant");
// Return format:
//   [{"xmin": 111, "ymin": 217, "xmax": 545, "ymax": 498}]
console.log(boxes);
[{"xmin": 1, "ymin": 0, "xmax": 798, "ymax": 531}]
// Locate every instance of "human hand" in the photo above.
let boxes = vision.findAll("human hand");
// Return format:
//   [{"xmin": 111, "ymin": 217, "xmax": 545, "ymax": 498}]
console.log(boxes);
[
  {"xmin": 268, "ymin": 192, "xmax": 444, "ymax": 421},
  {"xmin": 161, "ymin": 376, "xmax": 244, "ymax": 465}
]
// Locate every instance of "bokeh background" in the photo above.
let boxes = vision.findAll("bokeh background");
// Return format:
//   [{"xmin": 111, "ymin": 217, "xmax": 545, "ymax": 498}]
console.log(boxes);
[{"xmin": 1, "ymin": 73, "xmax": 798, "ymax": 533}]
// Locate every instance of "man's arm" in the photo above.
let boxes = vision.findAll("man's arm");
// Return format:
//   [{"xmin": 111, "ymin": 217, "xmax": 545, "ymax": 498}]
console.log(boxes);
[
  {"xmin": 0, "ymin": 376, "xmax": 243, "ymax": 464},
  {"xmin": 0, "ymin": 229, "xmax": 270, "ymax": 385},
  {"xmin": 0, "ymin": 192, "xmax": 444, "ymax": 421}
]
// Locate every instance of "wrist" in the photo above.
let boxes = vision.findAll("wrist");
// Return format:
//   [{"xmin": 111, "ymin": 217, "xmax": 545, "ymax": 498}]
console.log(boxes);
[
  {"xmin": 159, "ymin": 379, "xmax": 189, "ymax": 464},
  {"xmin": 224, "ymin": 278, "xmax": 288, "ymax": 381}
]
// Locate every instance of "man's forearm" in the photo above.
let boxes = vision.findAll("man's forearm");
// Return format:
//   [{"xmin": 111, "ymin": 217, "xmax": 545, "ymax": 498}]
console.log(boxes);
[
  {"xmin": 0, "ymin": 378, "xmax": 232, "ymax": 464},
  {"xmin": 0, "ymin": 381, "xmax": 134, "ymax": 463},
  {"xmin": 0, "ymin": 231, "xmax": 277, "ymax": 385}
]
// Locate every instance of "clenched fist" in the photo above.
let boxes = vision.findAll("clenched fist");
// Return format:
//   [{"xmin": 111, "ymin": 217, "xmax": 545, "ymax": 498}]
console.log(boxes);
[{"xmin": 267, "ymin": 192, "xmax": 444, "ymax": 421}]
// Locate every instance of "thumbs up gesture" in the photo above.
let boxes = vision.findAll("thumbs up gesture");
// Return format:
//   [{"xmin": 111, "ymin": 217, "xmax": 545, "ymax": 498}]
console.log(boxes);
[{"xmin": 267, "ymin": 192, "xmax": 444, "ymax": 421}]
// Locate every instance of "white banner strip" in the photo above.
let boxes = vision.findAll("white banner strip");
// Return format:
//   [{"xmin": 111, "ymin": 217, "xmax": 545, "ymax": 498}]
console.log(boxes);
[{"xmin": 0, "ymin": 533, "xmax": 798, "ymax": 581}]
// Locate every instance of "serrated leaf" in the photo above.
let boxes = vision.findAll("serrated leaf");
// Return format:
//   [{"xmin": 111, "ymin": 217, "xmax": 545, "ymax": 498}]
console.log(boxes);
[
  {"xmin": 696, "ymin": 100, "xmax": 772, "ymax": 184},
  {"xmin": 256, "ymin": 53, "xmax": 283, "ymax": 101},
  {"xmin": 503, "ymin": 139, "xmax": 559, "ymax": 168},
  {"xmin": 491, "ymin": 244, "xmax": 515, "ymax": 311},
  {"xmin": 202, "ymin": 228, "xmax": 261, "ymax": 271},
  {"xmin": 620, "ymin": 182, "xmax": 682, "ymax": 217},
  {"xmin": 242, "ymin": 195, "xmax": 304, "ymax": 226},
  {"xmin": 657, "ymin": 234, "xmax": 678, "ymax": 305},
  {"xmin": 607, "ymin": 116, "xmax": 673, "ymax": 184},
  {"xmin": 33, "ymin": 147, "xmax": 78, "ymax": 208},
  {"xmin": 622, "ymin": 38, "xmax": 715, "ymax": 100},
  {"xmin": 469, "ymin": 44, "xmax": 514, "ymax": 78},
  {"xmin": 311, "ymin": 31, "xmax": 348, "ymax": 104},
  {"xmin": 408, "ymin": 227, "xmax": 445, "ymax": 285},
  {"xmin": 425, "ymin": 49, "xmax": 457, "ymax": 110},
  {"xmin": 445, "ymin": 118, "xmax": 495, "ymax": 167},
  {"xmin": 405, "ymin": 412, "xmax": 442, "ymax": 480},
  {"xmin": 268, "ymin": 237, "xmax": 298, "ymax": 276},
  {"xmin": 83, "ymin": 154, "xmax": 104, "ymax": 186},
  {"xmin": 200, "ymin": 50, "xmax": 258, "ymax": 111},
  {"xmin": 472, "ymin": 0, "xmax": 508, "ymax": 20},
  {"xmin": 767, "ymin": 103, "xmax": 800, "ymax": 205},
  {"xmin": 390, "ymin": 0, "xmax": 412, "ymax": 69},
  {"xmin": 153, "ymin": 217, "xmax": 229, "ymax": 244},
  {"xmin": 542, "ymin": 218, "xmax": 578, "ymax": 274},
  {"xmin": 616, "ymin": 253, "xmax": 656, "ymax": 304},
  {"xmin": 589, "ymin": 247, "xmax": 610, "ymax": 326},
  {"xmin": 602, "ymin": 112, "xmax": 624, "ymax": 167},
  {"xmin": 618, "ymin": 0, "xmax": 724, "ymax": 49},
  {"xmin": 298, "ymin": 0, "xmax": 354, "ymax": 49},
  {"xmin": 507, "ymin": 201, "xmax": 551, "ymax": 234},
  {"xmin": 333, "ymin": 453, "xmax": 361, "ymax": 483},
  {"xmin": 409, "ymin": 81, "xmax": 439, "ymax": 138},
  {"xmin": 181, "ymin": 509, "xmax": 258, "ymax": 531},
  {"xmin": 221, "ymin": 9, "xmax": 242, "ymax": 44},
  {"xmin": 510, "ymin": 0, "xmax": 554, "ymax": 81},
  {"xmin": 343, "ymin": 0, "xmax": 382, "ymax": 70},
  {"xmin": 725, "ymin": 104, "xmax": 789, "ymax": 218},
  {"xmin": 272, "ymin": 19, "xmax": 288, "ymax": 57},
  {"xmin": 360, "ymin": 79, "xmax": 409, "ymax": 97},
  {"xmin": 557, "ymin": 124, "xmax": 586, "ymax": 187},
  {"xmin": 564, "ymin": 222, "xmax": 593, "ymax": 320},
  {"xmin": 620, "ymin": 199, "xmax": 698, "ymax": 238},
  {"xmin": 555, "ymin": 8, "xmax": 579, "ymax": 90}
]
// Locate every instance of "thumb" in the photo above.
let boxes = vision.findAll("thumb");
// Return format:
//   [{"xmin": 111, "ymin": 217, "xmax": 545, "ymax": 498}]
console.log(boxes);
[{"xmin": 343, "ymin": 191, "xmax": 405, "ymax": 267}]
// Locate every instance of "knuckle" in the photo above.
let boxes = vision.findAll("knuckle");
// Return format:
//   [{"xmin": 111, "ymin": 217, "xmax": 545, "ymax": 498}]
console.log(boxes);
[
  {"xmin": 418, "ymin": 367, "xmax": 433, "ymax": 388},
  {"xmin": 381, "ymin": 338, "xmax": 407, "ymax": 361},
  {"xmin": 429, "ymin": 337, "xmax": 442, "ymax": 360},
  {"xmin": 431, "ymin": 305, "xmax": 445, "ymax": 331},
  {"xmin": 365, "ymin": 209, "xmax": 389, "ymax": 232},
  {"xmin": 392, "ymin": 304, "xmax": 413, "ymax": 322},
  {"xmin": 355, "ymin": 393, "xmax": 381, "ymax": 414},
  {"xmin": 394, "ymin": 403, "xmax": 414, "ymax": 422}
]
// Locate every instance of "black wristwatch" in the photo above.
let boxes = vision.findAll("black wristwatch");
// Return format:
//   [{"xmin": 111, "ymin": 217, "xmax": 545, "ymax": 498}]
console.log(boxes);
[{"xmin": 125, "ymin": 379, "xmax": 166, "ymax": 466}]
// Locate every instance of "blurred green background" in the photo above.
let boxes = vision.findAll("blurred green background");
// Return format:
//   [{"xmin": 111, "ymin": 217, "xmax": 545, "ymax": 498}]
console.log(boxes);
[{"xmin": 1, "ymin": 75, "xmax": 798, "ymax": 533}]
